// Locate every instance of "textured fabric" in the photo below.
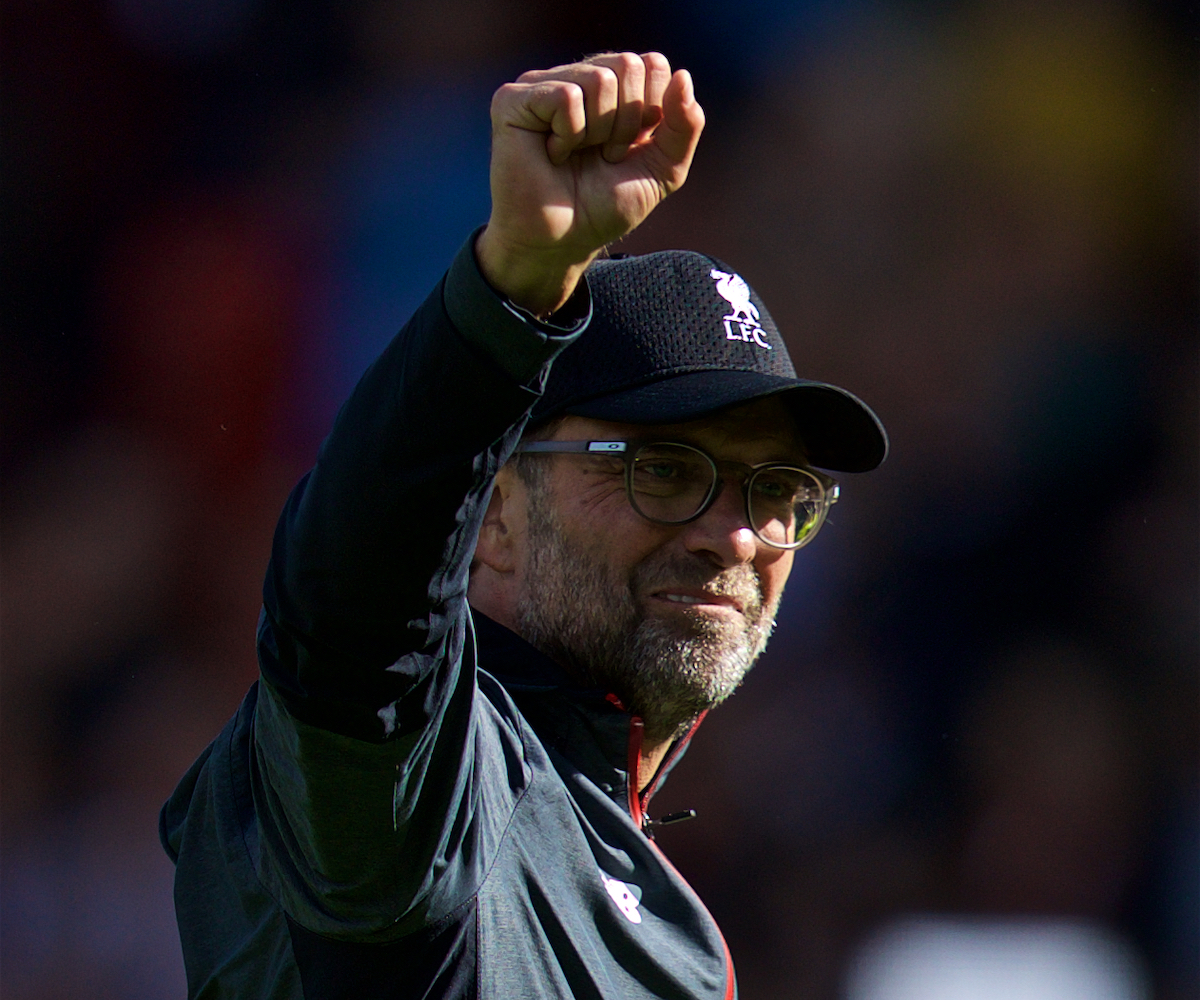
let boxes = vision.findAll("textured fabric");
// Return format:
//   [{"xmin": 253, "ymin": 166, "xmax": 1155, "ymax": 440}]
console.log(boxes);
[
  {"xmin": 161, "ymin": 236, "xmax": 737, "ymax": 1000},
  {"xmin": 531, "ymin": 250, "xmax": 888, "ymax": 472},
  {"xmin": 545, "ymin": 251, "xmax": 793, "ymax": 393}
]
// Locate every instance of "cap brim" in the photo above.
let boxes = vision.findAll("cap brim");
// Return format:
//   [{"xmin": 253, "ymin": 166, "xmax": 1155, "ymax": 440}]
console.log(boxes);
[{"xmin": 563, "ymin": 370, "xmax": 888, "ymax": 473}]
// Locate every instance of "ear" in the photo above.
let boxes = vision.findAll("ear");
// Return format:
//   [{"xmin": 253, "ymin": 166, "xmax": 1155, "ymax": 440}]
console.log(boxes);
[
  {"xmin": 473, "ymin": 464, "xmax": 522, "ymax": 575},
  {"xmin": 469, "ymin": 464, "xmax": 531, "ymax": 628}
]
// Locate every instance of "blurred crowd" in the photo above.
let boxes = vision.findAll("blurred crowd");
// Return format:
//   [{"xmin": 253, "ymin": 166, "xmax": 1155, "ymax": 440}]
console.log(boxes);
[{"xmin": 2, "ymin": 1, "xmax": 1195, "ymax": 997}]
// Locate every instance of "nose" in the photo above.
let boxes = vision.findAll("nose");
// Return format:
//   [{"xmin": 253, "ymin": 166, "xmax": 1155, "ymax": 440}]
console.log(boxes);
[{"xmin": 678, "ymin": 479, "xmax": 758, "ymax": 567}]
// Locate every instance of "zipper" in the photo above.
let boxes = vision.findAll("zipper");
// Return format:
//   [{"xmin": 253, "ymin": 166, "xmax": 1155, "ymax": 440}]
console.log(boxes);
[
  {"xmin": 623, "ymin": 711, "xmax": 735, "ymax": 999},
  {"xmin": 624, "ymin": 710, "xmax": 708, "ymax": 835}
]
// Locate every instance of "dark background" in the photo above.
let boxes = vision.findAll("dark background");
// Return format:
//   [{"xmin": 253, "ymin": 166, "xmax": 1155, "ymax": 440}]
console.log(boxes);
[{"xmin": 2, "ymin": 1, "xmax": 1196, "ymax": 997}]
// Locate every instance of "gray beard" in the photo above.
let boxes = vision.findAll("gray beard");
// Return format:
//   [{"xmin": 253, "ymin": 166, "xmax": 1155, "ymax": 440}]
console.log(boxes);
[{"xmin": 514, "ymin": 484, "xmax": 779, "ymax": 743}]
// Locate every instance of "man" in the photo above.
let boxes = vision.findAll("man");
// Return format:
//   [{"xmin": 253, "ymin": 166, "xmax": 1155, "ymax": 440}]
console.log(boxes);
[{"xmin": 161, "ymin": 52, "xmax": 886, "ymax": 999}]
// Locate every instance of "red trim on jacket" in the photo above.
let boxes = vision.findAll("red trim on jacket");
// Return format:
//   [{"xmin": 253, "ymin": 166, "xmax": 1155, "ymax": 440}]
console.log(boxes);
[
  {"xmin": 647, "ymin": 819, "xmax": 737, "ymax": 1000},
  {"xmin": 626, "ymin": 716, "xmax": 645, "ymax": 829},
  {"xmin": 640, "ymin": 710, "xmax": 707, "ymax": 815},
  {"xmin": 625, "ymin": 710, "xmax": 734, "ymax": 996}
]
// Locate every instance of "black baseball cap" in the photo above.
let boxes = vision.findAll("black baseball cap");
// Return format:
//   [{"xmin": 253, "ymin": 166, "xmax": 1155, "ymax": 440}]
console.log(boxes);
[{"xmin": 531, "ymin": 250, "xmax": 888, "ymax": 473}]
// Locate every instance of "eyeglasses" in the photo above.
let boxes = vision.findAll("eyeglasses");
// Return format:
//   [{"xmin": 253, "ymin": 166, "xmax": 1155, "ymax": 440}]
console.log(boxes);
[{"xmin": 514, "ymin": 439, "xmax": 839, "ymax": 550}]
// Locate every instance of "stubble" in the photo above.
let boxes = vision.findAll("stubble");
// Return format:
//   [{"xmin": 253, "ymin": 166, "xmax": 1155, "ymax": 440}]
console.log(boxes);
[{"xmin": 514, "ymin": 477, "xmax": 779, "ymax": 742}]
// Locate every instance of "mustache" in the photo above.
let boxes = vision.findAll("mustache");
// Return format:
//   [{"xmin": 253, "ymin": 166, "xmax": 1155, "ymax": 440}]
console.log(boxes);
[{"xmin": 630, "ymin": 555, "xmax": 765, "ymax": 616}]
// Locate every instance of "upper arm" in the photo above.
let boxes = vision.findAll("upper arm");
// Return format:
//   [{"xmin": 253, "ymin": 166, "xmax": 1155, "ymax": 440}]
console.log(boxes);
[
  {"xmin": 251, "ymin": 630, "xmax": 533, "ymax": 940},
  {"xmin": 259, "ymin": 234, "xmax": 587, "ymax": 740}
]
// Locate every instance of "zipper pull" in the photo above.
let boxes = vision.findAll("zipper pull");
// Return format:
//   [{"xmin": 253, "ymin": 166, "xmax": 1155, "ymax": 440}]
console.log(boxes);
[{"xmin": 645, "ymin": 809, "xmax": 697, "ymax": 831}]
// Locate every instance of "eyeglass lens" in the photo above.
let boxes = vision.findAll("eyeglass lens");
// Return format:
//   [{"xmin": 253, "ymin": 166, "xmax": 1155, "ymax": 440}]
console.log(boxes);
[{"xmin": 627, "ymin": 443, "xmax": 827, "ymax": 548}]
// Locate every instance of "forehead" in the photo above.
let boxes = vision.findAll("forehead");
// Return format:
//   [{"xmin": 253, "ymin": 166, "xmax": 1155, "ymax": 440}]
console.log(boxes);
[{"xmin": 549, "ymin": 395, "xmax": 806, "ymax": 462}]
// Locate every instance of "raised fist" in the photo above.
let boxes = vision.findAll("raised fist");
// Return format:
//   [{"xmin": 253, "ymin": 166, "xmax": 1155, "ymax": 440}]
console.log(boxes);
[{"xmin": 476, "ymin": 52, "xmax": 705, "ymax": 317}]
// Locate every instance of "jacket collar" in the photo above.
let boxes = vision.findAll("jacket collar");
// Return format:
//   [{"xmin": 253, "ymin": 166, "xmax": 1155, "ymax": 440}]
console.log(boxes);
[
  {"xmin": 469, "ymin": 610, "xmax": 700, "ymax": 818},
  {"xmin": 471, "ymin": 610, "xmax": 629, "ymax": 772}
]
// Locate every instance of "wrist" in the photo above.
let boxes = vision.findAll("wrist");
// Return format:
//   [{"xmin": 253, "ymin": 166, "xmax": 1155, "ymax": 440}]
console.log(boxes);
[{"xmin": 475, "ymin": 226, "xmax": 598, "ymax": 318}]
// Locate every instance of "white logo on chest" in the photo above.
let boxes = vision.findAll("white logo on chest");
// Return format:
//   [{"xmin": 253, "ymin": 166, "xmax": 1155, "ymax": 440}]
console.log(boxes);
[
  {"xmin": 600, "ymin": 872, "xmax": 643, "ymax": 924},
  {"xmin": 710, "ymin": 268, "xmax": 771, "ymax": 350}
]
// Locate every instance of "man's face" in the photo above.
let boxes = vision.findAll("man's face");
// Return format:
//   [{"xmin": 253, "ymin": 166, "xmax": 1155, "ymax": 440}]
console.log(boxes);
[{"xmin": 512, "ymin": 396, "xmax": 802, "ymax": 742}]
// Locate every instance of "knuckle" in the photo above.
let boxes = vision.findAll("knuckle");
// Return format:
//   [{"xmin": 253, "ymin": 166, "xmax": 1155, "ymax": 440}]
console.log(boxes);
[
  {"xmin": 588, "ymin": 64, "xmax": 619, "ymax": 88},
  {"xmin": 612, "ymin": 51, "xmax": 642, "ymax": 74},
  {"xmin": 491, "ymin": 82, "xmax": 520, "ymax": 109},
  {"xmin": 579, "ymin": 67, "xmax": 618, "ymax": 107},
  {"xmin": 563, "ymin": 85, "xmax": 587, "ymax": 125},
  {"xmin": 545, "ymin": 80, "xmax": 581, "ymax": 104}
]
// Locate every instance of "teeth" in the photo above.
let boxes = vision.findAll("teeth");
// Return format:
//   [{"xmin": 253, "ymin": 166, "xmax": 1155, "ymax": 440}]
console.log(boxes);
[{"xmin": 663, "ymin": 594, "xmax": 703, "ymax": 604}]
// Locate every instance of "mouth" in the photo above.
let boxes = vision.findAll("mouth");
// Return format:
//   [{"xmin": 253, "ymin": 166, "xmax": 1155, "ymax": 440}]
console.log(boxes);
[{"xmin": 649, "ymin": 589, "xmax": 745, "ymax": 616}]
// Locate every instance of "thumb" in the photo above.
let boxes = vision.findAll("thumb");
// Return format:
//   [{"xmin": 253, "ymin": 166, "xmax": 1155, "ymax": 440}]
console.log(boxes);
[{"xmin": 644, "ymin": 69, "xmax": 705, "ymax": 191}]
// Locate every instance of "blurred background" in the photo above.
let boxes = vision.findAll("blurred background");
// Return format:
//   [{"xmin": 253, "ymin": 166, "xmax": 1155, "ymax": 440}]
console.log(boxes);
[{"xmin": 1, "ymin": 1, "xmax": 1195, "ymax": 997}]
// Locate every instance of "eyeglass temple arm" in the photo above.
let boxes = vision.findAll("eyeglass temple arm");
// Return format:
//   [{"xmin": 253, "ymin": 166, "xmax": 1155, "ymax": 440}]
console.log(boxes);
[{"xmin": 515, "ymin": 441, "xmax": 629, "ymax": 454}]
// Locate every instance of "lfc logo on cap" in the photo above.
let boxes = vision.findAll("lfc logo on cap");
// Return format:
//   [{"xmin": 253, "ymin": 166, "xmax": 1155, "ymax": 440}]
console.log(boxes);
[{"xmin": 710, "ymin": 269, "xmax": 771, "ymax": 350}]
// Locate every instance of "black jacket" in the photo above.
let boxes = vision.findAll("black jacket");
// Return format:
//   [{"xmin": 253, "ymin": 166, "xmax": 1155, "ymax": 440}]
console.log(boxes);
[{"xmin": 160, "ymin": 236, "xmax": 737, "ymax": 999}]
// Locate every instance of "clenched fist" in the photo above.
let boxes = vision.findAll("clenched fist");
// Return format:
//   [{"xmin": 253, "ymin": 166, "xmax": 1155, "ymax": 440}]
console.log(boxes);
[{"xmin": 476, "ymin": 52, "xmax": 705, "ymax": 317}]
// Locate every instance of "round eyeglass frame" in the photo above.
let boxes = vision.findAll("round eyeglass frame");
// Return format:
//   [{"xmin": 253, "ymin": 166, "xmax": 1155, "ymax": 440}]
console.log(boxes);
[{"xmin": 514, "ymin": 439, "xmax": 839, "ymax": 550}]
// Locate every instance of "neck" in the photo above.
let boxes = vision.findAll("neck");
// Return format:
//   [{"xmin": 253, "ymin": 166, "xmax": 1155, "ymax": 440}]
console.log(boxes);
[
  {"xmin": 637, "ymin": 738, "xmax": 673, "ymax": 792},
  {"xmin": 468, "ymin": 596, "xmax": 687, "ymax": 793}
]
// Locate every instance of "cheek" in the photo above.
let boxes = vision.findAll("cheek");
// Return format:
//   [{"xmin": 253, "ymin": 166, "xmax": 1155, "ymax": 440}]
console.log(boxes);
[
  {"xmin": 572, "ymin": 476, "xmax": 632, "ymax": 520},
  {"xmin": 755, "ymin": 550, "xmax": 794, "ymax": 606},
  {"xmin": 559, "ymin": 489, "xmax": 675, "ymax": 569}
]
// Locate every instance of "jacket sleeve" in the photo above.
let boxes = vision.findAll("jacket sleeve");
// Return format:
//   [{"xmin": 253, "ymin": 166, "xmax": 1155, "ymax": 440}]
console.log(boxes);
[{"xmin": 249, "ymin": 233, "xmax": 588, "ymax": 941}]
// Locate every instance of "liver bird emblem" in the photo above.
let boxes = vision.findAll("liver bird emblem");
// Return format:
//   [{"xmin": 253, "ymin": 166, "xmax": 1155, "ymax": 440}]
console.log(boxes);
[{"xmin": 709, "ymin": 269, "xmax": 760, "ymax": 324}]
